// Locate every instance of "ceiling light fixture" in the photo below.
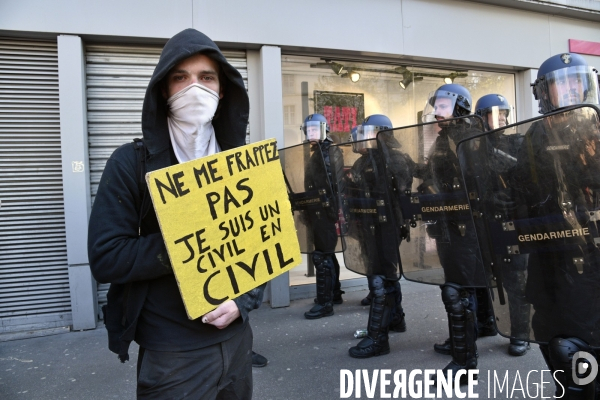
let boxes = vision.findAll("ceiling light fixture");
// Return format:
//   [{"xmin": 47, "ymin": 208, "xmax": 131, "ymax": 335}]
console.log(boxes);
[
  {"xmin": 328, "ymin": 62, "xmax": 345, "ymax": 75},
  {"xmin": 399, "ymin": 71, "xmax": 413, "ymax": 90},
  {"xmin": 444, "ymin": 72, "xmax": 468, "ymax": 84},
  {"xmin": 310, "ymin": 62, "xmax": 466, "ymax": 86},
  {"xmin": 399, "ymin": 71, "xmax": 423, "ymax": 89}
]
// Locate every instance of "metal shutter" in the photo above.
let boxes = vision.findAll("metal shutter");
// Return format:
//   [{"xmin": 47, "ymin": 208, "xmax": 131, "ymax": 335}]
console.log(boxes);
[
  {"xmin": 0, "ymin": 37, "xmax": 72, "ymax": 333},
  {"xmin": 85, "ymin": 44, "xmax": 248, "ymax": 317}
]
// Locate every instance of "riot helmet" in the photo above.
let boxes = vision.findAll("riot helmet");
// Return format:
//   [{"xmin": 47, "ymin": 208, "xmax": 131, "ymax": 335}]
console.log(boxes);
[
  {"xmin": 352, "ymin": 114, "xmax": 392, "ymax": 152},
  {"xmin": 301, "ymin": 113, "xmax": 329, "ymax": 142},
  {"xmin": 532, "ymin": 53, "xmax": 599, "ymax": 114},
  {"xmin": 475, "ymin": 94, "xmax": 513, "ymax": 131},
  {"xmin": 423, "ymin": 84, "xmax": 472, "ymax": 123},
  {"xmin": 350, "ymin": 126, "xmax": 358, "ymax": 142}
]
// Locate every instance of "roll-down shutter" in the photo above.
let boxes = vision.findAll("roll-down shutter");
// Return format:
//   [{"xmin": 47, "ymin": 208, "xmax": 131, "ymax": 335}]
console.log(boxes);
[
  {"xmin": 0, "ymin": 37, "xmax": 72, "ymax": 333},
  {"xmin": 85, "ymin": 44, "xmax": 248, "ymax": 317}
]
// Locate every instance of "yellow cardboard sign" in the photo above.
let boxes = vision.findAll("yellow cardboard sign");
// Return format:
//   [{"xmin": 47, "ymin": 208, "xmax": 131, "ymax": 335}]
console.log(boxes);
[{"xmin": 146, "ymin": 139, "xmax": 301, "ymax": 319}]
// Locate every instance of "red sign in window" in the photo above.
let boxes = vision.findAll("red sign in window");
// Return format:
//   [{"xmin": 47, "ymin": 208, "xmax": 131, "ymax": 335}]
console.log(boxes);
[{"xmin": 322, "ymin": 106, "xmax": 358, "ymax": 133}]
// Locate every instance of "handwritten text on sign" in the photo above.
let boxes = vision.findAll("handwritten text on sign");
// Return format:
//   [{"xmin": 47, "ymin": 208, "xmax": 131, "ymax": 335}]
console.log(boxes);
[{"xmin": 146, "ymin": 139, "xmax": 301, "ymax": 319}]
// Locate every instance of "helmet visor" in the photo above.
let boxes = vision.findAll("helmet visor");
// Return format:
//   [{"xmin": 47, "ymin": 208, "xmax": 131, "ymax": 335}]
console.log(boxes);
[
  {"xmin": 538, "ymin": 65, "xmax": 599, "ymax": 112},
  {"xmin": 301, "ymin": 121, "xmax": 327, "ymax": 141},
  {"xmin": 482, "ymin": 106, "xmax": 513, "ymax": 130},
  {"xmin": 352, "ymin": 125, "xmax": 378, "ymax": 151},
  {"xmin": 422, "ymin": 90, "xmax": 459, "ymax": 122}
]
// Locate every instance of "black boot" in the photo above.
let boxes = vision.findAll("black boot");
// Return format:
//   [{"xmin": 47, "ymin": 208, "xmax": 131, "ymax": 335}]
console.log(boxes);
[
  {"xmin": 314, "ymin": 289, "xmax": 344, "ymax": 305},
  {"xmin": 317, "ymin": 257, "xmax": 344, "ymax": 304},
  {"xmin": 439, "ymin": 284, "xmax": 478, "ymax": 386},
  {"xmin": 349, "ymin": 276, "xmax": 392, "ymax": 358},
  {"xmin": 508, "ymin": 339, "xmax": 530, "ymax": 356},
  {"xmin": 305, "ymin": 252, "xmax": 335, "ymax": 319},
  {"xmin": 252, "ymin": 351, "xmax": 268, "ymax": 368},
  {"xmin": 478, "ymin": 315, "xmax": 498, "ymax": 337},
  {"xmin": 322, "ymin": 289, "xmax": 346, "ymax": 305},
  {"xmin": 333, "ymin": 289, "xmax": 345, "ymax": 305},
  {"xmin": 434, "ymin": 338, "xmax": 452, "ymax": 355},
  {"xmin": 390, "ymin": 311, "xmax": 406, "ymax": 333},
  {"xmin": 507, "ymin": 286, "xmax": 530, "ymax": 356},
  {"xmin": 361, "ymin": 291, "xmax": 373, "ymax": 306}
]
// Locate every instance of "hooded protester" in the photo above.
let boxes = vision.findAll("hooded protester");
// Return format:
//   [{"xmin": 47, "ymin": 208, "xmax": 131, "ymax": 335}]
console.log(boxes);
[{"xmin": 88, "ymin": 28, "xmax": 264, "ymax": 399}]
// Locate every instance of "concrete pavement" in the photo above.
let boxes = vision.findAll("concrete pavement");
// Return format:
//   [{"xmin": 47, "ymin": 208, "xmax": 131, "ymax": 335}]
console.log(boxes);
[{"xmin": 1, "ymin": 280, "xmax": 555, "ymax": 399}]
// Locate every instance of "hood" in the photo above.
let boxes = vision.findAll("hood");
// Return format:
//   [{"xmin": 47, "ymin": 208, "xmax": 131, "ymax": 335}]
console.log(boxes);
[{"xmin": 142, "ymin": 28, "xmax": 249, "ymax": 156}]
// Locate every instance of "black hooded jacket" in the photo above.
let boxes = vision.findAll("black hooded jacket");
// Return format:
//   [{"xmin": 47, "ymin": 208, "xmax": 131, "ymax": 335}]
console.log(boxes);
[{"xmin": 88, "ymin": 29, "xmax": 262, "ymax": 357}]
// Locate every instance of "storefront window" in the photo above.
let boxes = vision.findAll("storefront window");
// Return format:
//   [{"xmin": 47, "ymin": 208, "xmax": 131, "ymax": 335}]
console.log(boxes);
[{"xmin": 282, "ymin": 55, "xmax": 516, "ymax": 286}]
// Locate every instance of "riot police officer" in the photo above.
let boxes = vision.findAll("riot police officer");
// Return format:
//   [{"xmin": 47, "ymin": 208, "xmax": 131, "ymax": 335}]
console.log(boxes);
[
  {"xmin": 519, "ymin": 53, "xmax": 600, "ymax": 398},
  {"xmin": 300, "ymin": 114, "xmax": 345, "ymax": 319},
  {"xmin": 474, "ymin": 94, "xmax": 530, "ymax": 357},
  {"xmin": 344, "ymin": 115, "xmax": 408, "ymax": 358},
  {"xmin": 420, "ymin": 84, "xmax": 484, "ymax": 383}
]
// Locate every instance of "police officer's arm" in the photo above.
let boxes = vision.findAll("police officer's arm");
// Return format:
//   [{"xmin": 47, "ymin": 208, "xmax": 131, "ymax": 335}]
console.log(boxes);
[
  {"xmin": 88, "ymin": 145, "xmax": 172, "ymax": 284},
  {"xmin": 412, "ymin": 162, "xmax": 430, "ymax": 180},
  {"xmin": 233, "ymin": 283, "xmax": 266, "ymax": 322},
  {"xmin": 388, "ymin": 152, "xmax": 416, "ymax": 183}
]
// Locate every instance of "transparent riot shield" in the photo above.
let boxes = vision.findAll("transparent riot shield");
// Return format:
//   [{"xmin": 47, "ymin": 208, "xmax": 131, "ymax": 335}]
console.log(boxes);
[
  {"xmin": 377, "ymin": 115, "xmax": 489, "ymax": 287},
  {"xmin": 279, "ymin": 142, "xmax": 343, "ymax": 254},
  {"xmin": 330, "ymin": 138, "xmax": 403, "ymax": 280},
  {"xmin": 457, "ymin": 104, "xmax": 600, "ymax": 346}
]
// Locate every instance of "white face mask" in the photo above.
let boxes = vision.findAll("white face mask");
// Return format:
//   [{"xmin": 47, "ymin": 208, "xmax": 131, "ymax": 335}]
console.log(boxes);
[{"xmin": 167, "ymin": 83, "xmax": 221, "ymax": 163}]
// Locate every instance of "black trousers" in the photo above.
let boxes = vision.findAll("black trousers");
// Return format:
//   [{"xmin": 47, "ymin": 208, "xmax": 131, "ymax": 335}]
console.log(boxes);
[{"xmin": 136, "ymin": 323, "xmax": 253, "ymax": 400}]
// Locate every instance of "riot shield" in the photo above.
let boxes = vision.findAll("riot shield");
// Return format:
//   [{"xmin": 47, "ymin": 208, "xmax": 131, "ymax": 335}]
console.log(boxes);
[
  {"xmin": 457, "ymin": 104, "xmax": 600, "ymax": 346},
  {"xmin": 330, "ymin": 138, "xmax": 403, "ymax": 280},
  {"xmin": 377, "ymin": 115, "xmax": 489, "ymax": 287},
  {"xmin": 279, "ymin": 142, "xmax": 343, "ymax": 254}
]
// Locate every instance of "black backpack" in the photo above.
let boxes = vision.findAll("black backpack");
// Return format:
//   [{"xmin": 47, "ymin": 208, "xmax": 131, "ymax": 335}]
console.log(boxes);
[{"xmin": 101, "ymin": 138, "xmax": 149, "ymax": 362}]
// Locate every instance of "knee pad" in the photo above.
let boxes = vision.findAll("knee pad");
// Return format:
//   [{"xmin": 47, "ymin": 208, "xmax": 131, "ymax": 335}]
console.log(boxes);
[
  {"xmin": 441, "ymin": 283, "xmax": 469, "ymax": 315},
  {"xmin": 312, "ymin": 250, "xmax": 324, "ymax": 266},
  {"xmin": 313, "ymin": 251, "xmax": 334, "ymax": 273},
  {"xmin": 549, "ymin": 337, "xmax": 592, "ymax": 369},
  {"xmin": 368, "ymin": 275, "xmax": 386, "ymax": 298},
  {"xmin": 548, "ymin": 337, "xmax": 598, "ymax": 398}
]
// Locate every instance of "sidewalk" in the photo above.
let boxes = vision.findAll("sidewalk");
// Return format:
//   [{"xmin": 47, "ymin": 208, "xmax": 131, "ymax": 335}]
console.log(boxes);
[{"xmin": 1, "ymin": 280, "xmax": 552, "ymax": 399}]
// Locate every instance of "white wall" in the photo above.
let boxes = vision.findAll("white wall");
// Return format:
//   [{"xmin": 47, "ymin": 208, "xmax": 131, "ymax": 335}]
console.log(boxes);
[
  {"xmin": 402, "ymin": 0, "xmax": 550, "ymax": 69},
  {"xmin": 549, "ymin": 15, "xmax": 600, "ymax": 66},
  {"xmin": 194, "ymin": 0, "xmax": 404, "ymax": 55},
  {"xmin": 0, "ymin": 0, "xmax": 192, "ymax": 39},
  {"xmin": 2, "ymin": 0, "xmax": 599, "ymax": 70}
]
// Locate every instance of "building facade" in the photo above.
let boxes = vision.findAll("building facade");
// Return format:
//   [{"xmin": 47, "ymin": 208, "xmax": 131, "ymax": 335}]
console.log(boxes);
[{"xmin": 1, "ymin": 0, "xmax": 599, "ymax": 334}]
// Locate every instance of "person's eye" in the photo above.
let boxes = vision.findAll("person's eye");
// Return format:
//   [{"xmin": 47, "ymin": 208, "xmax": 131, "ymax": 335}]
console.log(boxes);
[
  {"xmin": 201, "ymin": 75, "xmax": 215, "ymax": 81},
  {"xmin": 173, "ymin": 75, "xmax": 185, "ymax": 82}
]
